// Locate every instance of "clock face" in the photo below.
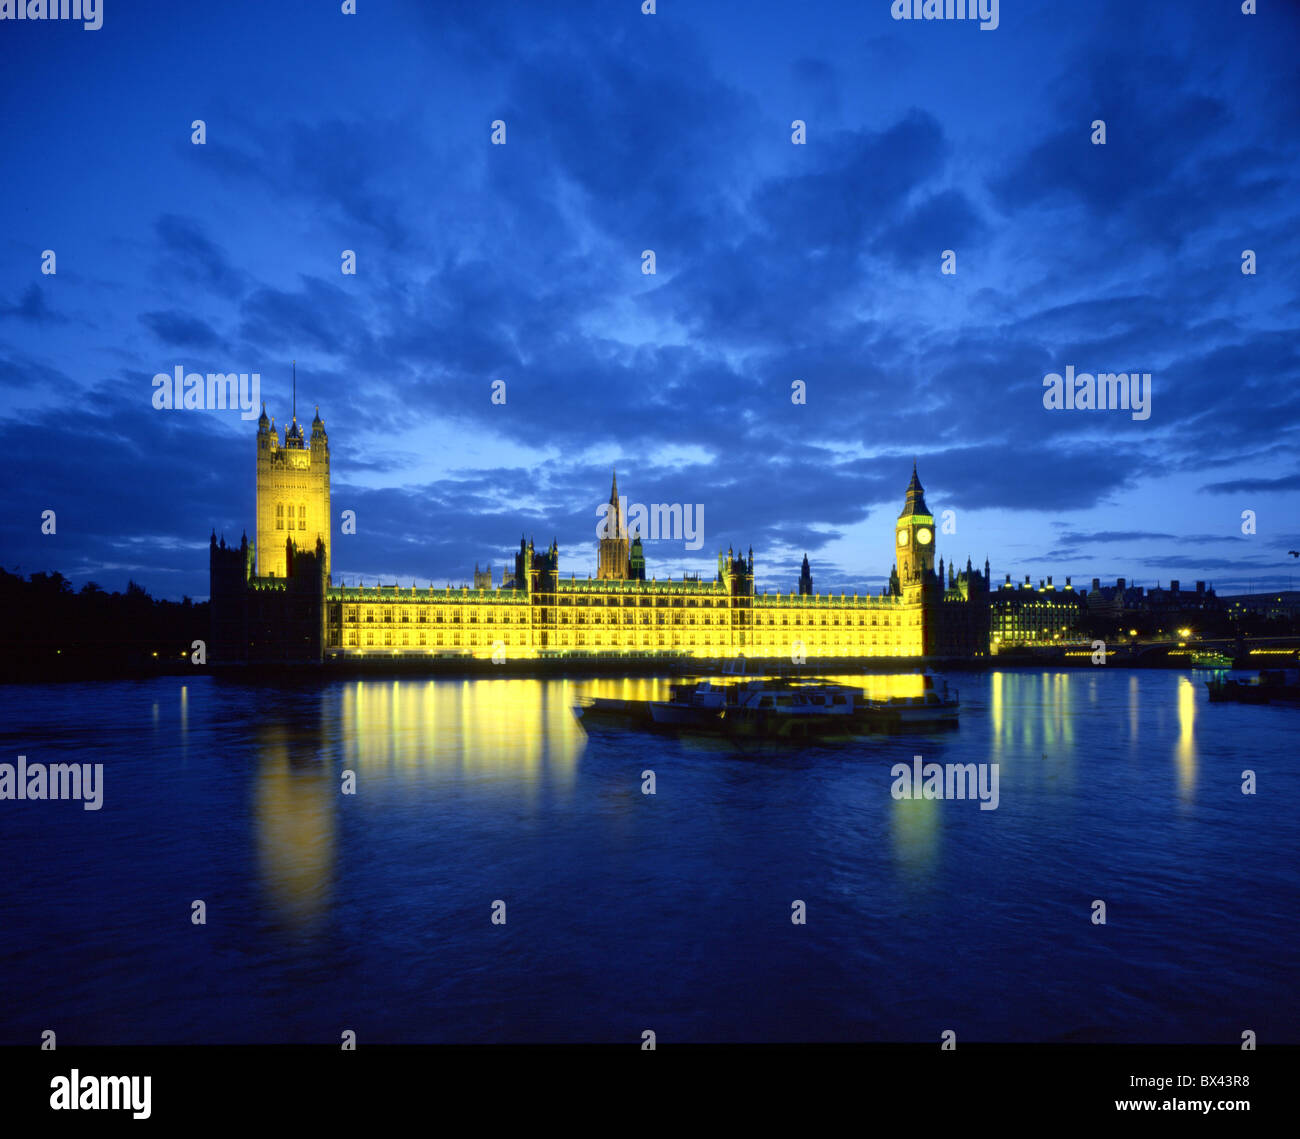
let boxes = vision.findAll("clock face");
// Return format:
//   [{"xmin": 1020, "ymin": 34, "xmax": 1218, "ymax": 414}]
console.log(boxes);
[
  {"xmin": 916, "ymin": 527, "xmax": 932, "ymax": 546},
  {"xmin": 897, "ymin": 529, "xmax": 908, "ymax": 547}
]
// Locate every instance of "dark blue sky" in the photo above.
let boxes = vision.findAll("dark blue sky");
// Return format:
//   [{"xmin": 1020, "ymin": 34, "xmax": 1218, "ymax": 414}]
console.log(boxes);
[{"xmin": 1, "ymin": 0, "xmax": 1297, "ymax": 601}]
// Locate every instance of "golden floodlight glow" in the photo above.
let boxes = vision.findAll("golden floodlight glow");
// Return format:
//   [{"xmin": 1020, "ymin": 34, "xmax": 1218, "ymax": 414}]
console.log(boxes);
[{"xmin": 228, "ymin": 415, "xmax": 995, "ymax": 663}]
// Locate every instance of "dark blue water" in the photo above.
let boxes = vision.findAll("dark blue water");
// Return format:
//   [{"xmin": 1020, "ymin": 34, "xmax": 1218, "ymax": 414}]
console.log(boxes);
[{"xmin": 1, "ymin": 670, "xmax": 1295, "ymax": 1044}]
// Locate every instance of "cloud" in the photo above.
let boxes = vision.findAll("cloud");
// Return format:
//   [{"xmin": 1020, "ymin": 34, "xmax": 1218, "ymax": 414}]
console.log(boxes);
[
  {"xmin": 154, "ymin": 215, "xmax": 246, "ymax": 297},
  {"xmin": 1200, "ymin": 472, "xmax": 1300, "ymax": 495},
  {"xmin": 0, "ymin": 283, "xmax": 66, "ymax": 324},
  {"xmin": 140, "ymin": 311, "xmax": 222, "ymax": 349}
]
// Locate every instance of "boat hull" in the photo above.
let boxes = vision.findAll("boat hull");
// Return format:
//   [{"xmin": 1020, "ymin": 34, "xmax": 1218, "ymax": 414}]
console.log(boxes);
[{"xmin": 575, "ymin": 675, "xmax": 961, "ymax": 738}]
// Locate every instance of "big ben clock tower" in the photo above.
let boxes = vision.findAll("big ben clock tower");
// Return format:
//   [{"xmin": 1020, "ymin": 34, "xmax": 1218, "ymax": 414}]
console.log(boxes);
[{"xmin": 895, "ymin": 463, "xmax": 935, "ymax": 590}]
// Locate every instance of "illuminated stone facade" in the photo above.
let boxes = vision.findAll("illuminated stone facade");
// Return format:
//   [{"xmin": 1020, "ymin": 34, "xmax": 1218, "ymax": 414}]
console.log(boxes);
[
  {"xmin": 255, "ymin": 404, "xmax": 331, "ymax": 582},
  {"xmin": 210, "ymin": 410, "xmax": 991, "ymax": 664}
]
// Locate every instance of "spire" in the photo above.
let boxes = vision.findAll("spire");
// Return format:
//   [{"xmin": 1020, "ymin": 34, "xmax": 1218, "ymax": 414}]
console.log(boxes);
[
  {"xmin": 798, "ymin": 552, "xmax": 813, "ymax": 596},
  {"xmin": 603, "ymin": 468, "xmax": 626, "ymax": 542},
  {"xmin": 900, "ymin": 462, "xmax": 929, "ymax": 517}
]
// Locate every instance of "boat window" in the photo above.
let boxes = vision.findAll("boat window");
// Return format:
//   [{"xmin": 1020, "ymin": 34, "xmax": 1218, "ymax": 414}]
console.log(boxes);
[{"xmin": 759, "ymin": 696, "xmax": 774, "ymax": 708}]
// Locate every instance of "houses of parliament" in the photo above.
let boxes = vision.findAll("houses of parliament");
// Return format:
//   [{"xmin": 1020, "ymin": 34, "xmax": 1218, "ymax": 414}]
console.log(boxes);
[{"xmin": 209, "ymin": 403, "xmax": 991, "ymax": 665}]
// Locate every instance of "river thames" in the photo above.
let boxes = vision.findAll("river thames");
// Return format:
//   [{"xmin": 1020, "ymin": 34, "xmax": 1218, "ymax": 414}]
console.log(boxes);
[{"xmin": 0, "ymin": 669, "xmax": 1295, "ymax": 1045}]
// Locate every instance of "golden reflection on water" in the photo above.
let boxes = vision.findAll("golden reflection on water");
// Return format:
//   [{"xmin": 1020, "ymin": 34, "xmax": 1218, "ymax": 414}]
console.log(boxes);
[
  {"xmin": 338, "ymin": 678, "xmax": 585, "ymax": 784},
  {"xmin": 1129, "ymin": 674, "xmax": 1140, "ymax": 744},
  {"xmin": 890, "ymin": 793, "xmax": 940, "ymax": 877},
  {"xmin": 254, "ymin": 723, "xmax": 335, "ymax": 931},
  {"xmin": 250, "ymin": 669, "xmax": 1204, "ymax": 923},
  {"xmin": 255, "ymin": 677, "xmax": 597, "ymax": 926},
  {"xmin": 1175, "ymin": 675, "xmax": 1197, "ymax": 799},
  {"xmin": 991, "ymin": 671, "xmax": 1003, "ymax": 760},
  {"xmin": 988, "ymin": 671, "xmax": 1075, "ymax": 774}
]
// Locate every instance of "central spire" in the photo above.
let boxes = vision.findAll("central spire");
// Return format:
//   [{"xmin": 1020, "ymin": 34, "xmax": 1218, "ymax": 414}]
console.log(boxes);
[{"xmin": 900, "ymin": 462, "xmax": 929, "ymax": 517}]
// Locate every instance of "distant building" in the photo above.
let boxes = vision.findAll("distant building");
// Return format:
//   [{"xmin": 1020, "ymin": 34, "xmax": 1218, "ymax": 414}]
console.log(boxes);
[
  {"xmin": 1084, "ymin": 578, "xmax": 1218, "ymax": 619},
  {"xmin": 991, "ymin": 575, "xmax": 1085, "ymax": 647},
  {"xmin": 473, "ymin": 563, "xmax": 494, "ymax": 591},
  {"xmin": 1082, "ymin": 576, "xmax": 1145, "ymax": 618},
  {"xmin": 1219, "ymin": 591, "xmax": 1300, "ymax": 621}
]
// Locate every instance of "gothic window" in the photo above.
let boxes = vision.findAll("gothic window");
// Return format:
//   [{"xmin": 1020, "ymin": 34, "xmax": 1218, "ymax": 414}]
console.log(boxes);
[{"xmin": 276, "ymin": 504, "xmax": 284, "ymax": 530}]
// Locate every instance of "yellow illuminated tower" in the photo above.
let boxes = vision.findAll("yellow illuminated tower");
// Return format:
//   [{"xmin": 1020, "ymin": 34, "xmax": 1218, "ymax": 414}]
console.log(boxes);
[
  {"xmin": 255, "ymin": 371, "xmax": 330, "ymax": 581},
  {"xmin": 596, "ymin": 469, "xmax": 629, "ymax": 580},
  {"xmin": 894, "ymin": 462, "xmax": 934, "ymax": 596}
]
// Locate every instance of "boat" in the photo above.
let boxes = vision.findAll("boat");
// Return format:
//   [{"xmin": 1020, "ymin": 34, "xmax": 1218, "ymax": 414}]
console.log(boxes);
[
  {"xmin": 647, "ymin": 679, "xmax": 731, "ymax": 727},
  {"xmin": 687, "ymin": 679, "xmax": 862, "ymax": 739},
  {"xmin": 857, "ymin": 673, "xmax": 961, "ymax": 729},
  {"xmin": 1206, "ymin": 667, "xmax": 1300, "ymax": 705},
  {"xmin": 574, "ymin": 695, "xmax": 658, "ymax": 728},
  {"xmin": 574, "ymin": 671, "xmax": 959, "ymax": 737}
]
